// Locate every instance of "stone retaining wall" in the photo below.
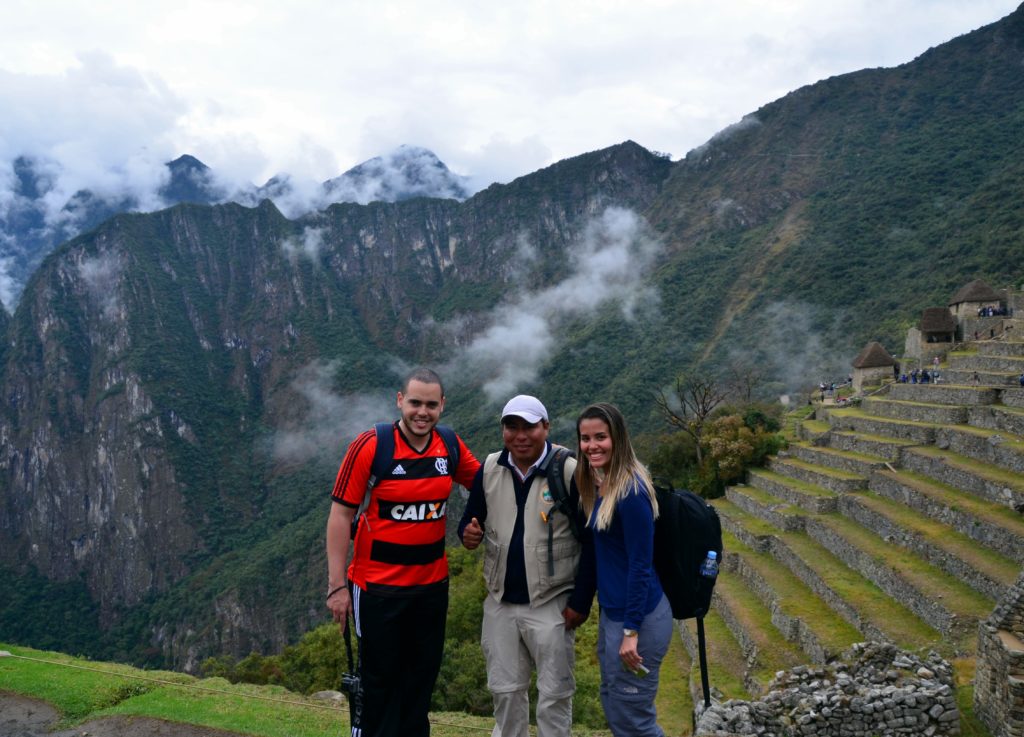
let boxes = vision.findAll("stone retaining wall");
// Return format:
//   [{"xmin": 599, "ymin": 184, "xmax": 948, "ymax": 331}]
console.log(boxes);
[
  {"xmin": 942, "ymin": 369, "xmax": 1017, "ymax": 385},
  {"xmin": 980, "ymin": 341, "xmax": 1024, "ymax": 357},
  {"xmin": 726, "ymin": 486, "xmax": 805, "ymax": 532},
  {"xmin": 748, "ymin": 471, "xmax": 838, "ymax": 513},
  {"xmin": 887, "ymin": 384, "xmax": 999, "ymax": 406},
  {"xmin": 708, "ymin": 585, "xmax": 768, "ymax": 698},
  {"xmin": 837, "ymin": 494, "xmax": 1006, "ymax": 601},
  {"xmin": 969, "ymin": 405, "xmax": 1024, "ymax": 437},
  {"xmin": 952, "ymin": 355, "xmax": 1024, "ymax": 373},
  {"xmin": 829, "ymin": 431, "xmax": 910, "ymax": 462},
  {"xmin": 803, "ymin": 518, "xmax": 964, "ymax": 639},
  {"xmin": 1003, "ymin": 387, "xmax": 1024, "ymax": 408},
  {"xmin": 790, "ymin": 445, "xmax": 886, "ymax": 478},
  {"xmin": 863, "ymin": 397, "xmax": 968, "ymax": 424},
  {"xmin": 974, "ymin": 572, "xmax": 1024, "ymax": 737},
  {"xmin": 770, "ymin": 458, "xmax": 865, "ymax": 493},
  {"xmin": 900, "ymin": 449, "xmax": 1024, "ymax": 511},
  {"xmin": 869, "ymin": 471, "xmax": 1024, "ymax": 565},
  {"xmin": 937, "ymin": 426, "xmax": 1024, "ymax": 474},
  {"xmin": 828, "ymin": 412, "xmax": 936, "ymax": 444},
  {"xmin": 695, "ymin": 643, "xmax": 960, "ymax": 737}
]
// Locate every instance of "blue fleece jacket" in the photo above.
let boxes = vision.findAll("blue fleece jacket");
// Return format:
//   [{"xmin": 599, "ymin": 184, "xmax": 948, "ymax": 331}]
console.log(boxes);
[{"xmin": 590, "ymin": 479, "xmax": 664, "ymax": 630}]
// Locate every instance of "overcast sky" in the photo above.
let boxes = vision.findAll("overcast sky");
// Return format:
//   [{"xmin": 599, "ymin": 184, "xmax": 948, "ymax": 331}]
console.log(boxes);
[{"xmin": 1, "ymin": 0, "xmax": 1018, "ymax": 193}]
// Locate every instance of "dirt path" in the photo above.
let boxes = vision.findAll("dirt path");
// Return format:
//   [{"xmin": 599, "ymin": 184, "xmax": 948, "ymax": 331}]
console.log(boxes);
[{"xmin": 0, "ymin": 693, "xmax": 250, "ymax": 737}]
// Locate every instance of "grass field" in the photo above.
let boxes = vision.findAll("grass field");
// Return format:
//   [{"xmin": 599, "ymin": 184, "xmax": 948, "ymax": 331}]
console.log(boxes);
[{"xmin": 0, "ymin": 642, "xmax": 698, "ymax": 736}]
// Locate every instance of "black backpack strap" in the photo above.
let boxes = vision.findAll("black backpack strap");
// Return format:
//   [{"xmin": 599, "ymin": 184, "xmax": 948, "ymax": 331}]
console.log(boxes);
[
  {"xmin": 353, "ymin": 422, "xmax": 396, "ymax": 537},
  {"xmin": 539, "ymin": 447, "xmax": 580, "ymax": 576}
]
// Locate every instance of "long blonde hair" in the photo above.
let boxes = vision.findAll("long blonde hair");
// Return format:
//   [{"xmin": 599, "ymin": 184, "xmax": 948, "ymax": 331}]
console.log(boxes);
[{"xmin": 575, "ymin": 403, "xmax": 658, "ymax": 531}]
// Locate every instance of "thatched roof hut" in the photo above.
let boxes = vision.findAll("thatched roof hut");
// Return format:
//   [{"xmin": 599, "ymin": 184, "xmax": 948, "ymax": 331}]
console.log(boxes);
[
  {"xmin": 919, "ymin": 307, "xmax": 957, "ymax": 334},
  {"xmin": 949, "ymin": 279, "xmax": 1002, "ymax": 306},
  {"xmin": 852, "ymin": 341, "xmax": 896, "ymax": 369}
]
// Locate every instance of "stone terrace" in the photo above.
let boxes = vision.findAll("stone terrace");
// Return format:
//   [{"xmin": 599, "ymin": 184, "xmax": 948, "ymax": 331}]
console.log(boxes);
[{"xmin": 689, "ymin": 338, "xmax": 1024, "ymax": 736}]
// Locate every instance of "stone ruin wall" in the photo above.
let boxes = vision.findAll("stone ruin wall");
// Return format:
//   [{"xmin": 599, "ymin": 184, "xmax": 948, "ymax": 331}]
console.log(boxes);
[
  {"xmin": 694, "ymin": 642, "xmax": 960, "ymax": 737},
  {"xmin": 975, "ymin": 572, "xmax": 1024, "ymax": 737}
]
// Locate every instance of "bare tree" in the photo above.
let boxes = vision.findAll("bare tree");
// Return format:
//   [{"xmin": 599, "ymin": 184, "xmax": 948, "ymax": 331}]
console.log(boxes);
[
  {"xmin": 654, "ymin": 373, "xmax": 729, "ymax": 467},
  {"xmin": 726, "ymin": 363, "xmax": 766, "ymax": 404}
]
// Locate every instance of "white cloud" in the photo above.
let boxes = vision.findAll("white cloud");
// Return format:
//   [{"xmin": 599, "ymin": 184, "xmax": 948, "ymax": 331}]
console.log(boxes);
[
  {"xmin": 1, "ymin": 0, "xmax": 1017, "ymax": 192},
  {"xmin": 0, "ymin": 254, "xmax": 17, "ymax": 311},
  {"xmin": 270, "ymin": 360, "xmax": 395, "ymax": 466},
  {"xmin": 449, "ymin": 207, "xmax": 663, "ymax": 401},
  {"xmin": 78, "ymin": 251, "xmax": 123, "ymax": 320},
  {"xmin": 281, "ymin": 227, "xmax": 327, "ymax": 263}
]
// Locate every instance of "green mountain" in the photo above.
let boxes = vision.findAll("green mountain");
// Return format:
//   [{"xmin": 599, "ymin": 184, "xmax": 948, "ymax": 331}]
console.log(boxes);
[{"xmin": 1, "ymin": 6, "xmax": 1022, "ymax": 670}]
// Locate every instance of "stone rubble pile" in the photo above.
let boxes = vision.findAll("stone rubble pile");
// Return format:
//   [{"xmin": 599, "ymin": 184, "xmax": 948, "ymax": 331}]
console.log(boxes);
[{"xmin": 695, "ymin": 642, "xmax": 960, "ymax": 737}]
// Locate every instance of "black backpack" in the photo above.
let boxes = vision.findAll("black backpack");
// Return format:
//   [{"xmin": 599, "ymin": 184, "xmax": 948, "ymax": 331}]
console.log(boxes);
[
  {"xmin": 652, "ymin": 483, "xmax": 723, "ymax": 620},
  {"xmin": 652, "ymin": 481, "xmax": 723, "ymax": 710},
  {"xmin": 351, "ymin": 422, "xmax": 461, "ymax": 538}
]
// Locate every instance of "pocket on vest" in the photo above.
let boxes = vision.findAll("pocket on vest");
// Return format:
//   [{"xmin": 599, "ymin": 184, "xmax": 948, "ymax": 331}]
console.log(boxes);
[
  {"xmin": 482, "ymin": 539, "xmax": 505, "ymax": 591},
  {"xmin": 536, "ymin": 540, "xmax": 580, "ymax": 592}
]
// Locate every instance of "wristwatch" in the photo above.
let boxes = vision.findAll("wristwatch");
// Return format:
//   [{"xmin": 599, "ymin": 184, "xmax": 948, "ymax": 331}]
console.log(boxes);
[{"xmin": 623, "ymin": 628, "xmax": 638, "ymax": 637}]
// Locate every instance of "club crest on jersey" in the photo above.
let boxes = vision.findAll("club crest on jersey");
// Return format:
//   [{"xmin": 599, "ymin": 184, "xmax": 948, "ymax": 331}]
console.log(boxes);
[
  {"xmin": 378, "ymin": 499, "xmax": 448, "ymax": 522},
  {"xmin": 435, "ymin": 457, "xmax": 449, "ymax": 475}
]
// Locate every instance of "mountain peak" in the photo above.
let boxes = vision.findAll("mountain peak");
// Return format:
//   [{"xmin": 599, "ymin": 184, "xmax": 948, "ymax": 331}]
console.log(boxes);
[{"xmin": 323, "ymin": 145, "xmax": 471, "ymax": 204}]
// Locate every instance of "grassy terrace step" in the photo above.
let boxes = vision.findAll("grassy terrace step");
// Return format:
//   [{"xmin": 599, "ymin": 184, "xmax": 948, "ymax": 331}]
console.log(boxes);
[
  {"xmin": 828, "ymin": 430, "xmax": 919, "ymax": 463},
  {"xmin": 838, "ymin": 490, "xmax": 1019, "ymax": 602},
  {"xmin": 804, "ymin": 512, "xmax": 994, "ymax": 645},
  {"xmin": 710, "ymin": 553, "xmax": 808, "ymax": 693},
  {"xmin": 768, "ymin": 457, "xmax": 866, "ymax": 493},
  {"xmin": 798, "ymin": 419, "xmax": 831, "ymax": 443},
  {"xmin": 679, "ymin": 610, "xmax": 752, "ymax": 703},
  {"xmin": 827, "ymin": 407, "xmax": 937, "ymax": 444},
  {"xmin": 726, "ymin": 484, "xmax": 806, "ymax": 531},
  {"xmin": 713, "ymin": 498, "xmax": 944, "ymax": 657},
  {"xmin": 901, "ymin": 445, "xmax": 1024, "ymax": 511},
  {"xmin": 747, "ymin": 468, "xmax": 838, "ymax": 513},
  {"xmin": 724, "ymin": 531, "xmax": 862, "ymax": 664},
  {"xmin": 870, "ymin": 469, "xmax": 1024, "ymax": 565},
  {"xmin": 788, "ymin": 442, "xmax": 889, "ymax": 478},
  {"xmin": 862, "ymin": 397, "xmax": 968, "ymax": 424}
]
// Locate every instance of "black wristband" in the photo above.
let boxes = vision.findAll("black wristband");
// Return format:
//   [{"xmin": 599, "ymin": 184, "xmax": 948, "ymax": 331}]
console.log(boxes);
[{"xmin": 327, "ymin": 584, "xmax": 347, "ymax": 599}]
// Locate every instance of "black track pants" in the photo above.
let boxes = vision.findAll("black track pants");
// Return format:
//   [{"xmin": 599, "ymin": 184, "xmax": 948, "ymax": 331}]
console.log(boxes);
[{"xmin": 353, "ymin": 581, "xmax": 449, "ymax": 737}]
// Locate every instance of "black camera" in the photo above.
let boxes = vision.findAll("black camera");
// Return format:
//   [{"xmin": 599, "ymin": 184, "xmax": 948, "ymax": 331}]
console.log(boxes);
[{"xmin": 341, "ymin": 672, "xmax": 361, "ymax": 696}]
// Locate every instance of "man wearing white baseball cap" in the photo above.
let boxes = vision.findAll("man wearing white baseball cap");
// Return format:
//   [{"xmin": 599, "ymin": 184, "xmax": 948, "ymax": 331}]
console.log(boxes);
[{"xmin": 459, "ymin": 395, "xmax": 596, "ymax": 737}]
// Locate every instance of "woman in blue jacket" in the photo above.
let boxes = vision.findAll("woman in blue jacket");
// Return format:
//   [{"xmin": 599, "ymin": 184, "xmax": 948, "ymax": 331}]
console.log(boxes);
[{"xmin": 575, "ymin": 402, "xmax": 672, "ymax": 736}]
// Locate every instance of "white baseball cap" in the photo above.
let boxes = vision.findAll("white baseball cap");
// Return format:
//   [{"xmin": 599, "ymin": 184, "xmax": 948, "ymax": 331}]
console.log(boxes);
[{"xmin": 500, "ymin": 395, "xmax": 548, "ymax": 424}]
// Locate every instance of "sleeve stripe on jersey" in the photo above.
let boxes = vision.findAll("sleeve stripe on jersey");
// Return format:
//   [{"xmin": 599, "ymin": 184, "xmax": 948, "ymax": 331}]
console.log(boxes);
[{"xmin": 331, "ymin": 429, "xmax": 376, "ymax": 501}]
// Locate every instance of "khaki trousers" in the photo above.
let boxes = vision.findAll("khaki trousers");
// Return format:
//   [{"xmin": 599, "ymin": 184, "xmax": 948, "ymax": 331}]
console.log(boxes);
[{"xmin": 481, "ymin": 592, "xmax": 575, "ymax": 737}]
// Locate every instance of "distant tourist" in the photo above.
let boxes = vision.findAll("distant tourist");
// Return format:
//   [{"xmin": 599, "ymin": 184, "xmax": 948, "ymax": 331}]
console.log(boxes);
[
  {"xmin": 972, "ymin": 371, "xmax": 981, "ymax": 385},
  {"xmin": 1019, "ymin": 372, "xmax": 1024, "ymax": 387}
]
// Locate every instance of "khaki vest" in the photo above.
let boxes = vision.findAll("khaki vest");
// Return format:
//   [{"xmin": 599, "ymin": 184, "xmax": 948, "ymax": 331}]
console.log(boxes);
[{"xmin": 481, "ymin": 449, "xmax": 581, "ymax": 607}]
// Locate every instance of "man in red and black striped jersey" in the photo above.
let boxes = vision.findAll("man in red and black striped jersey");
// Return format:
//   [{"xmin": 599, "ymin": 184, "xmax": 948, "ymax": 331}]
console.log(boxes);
[{"xmin": 326, "ymin": 367, "xmax": 480, "ymax": 737}]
